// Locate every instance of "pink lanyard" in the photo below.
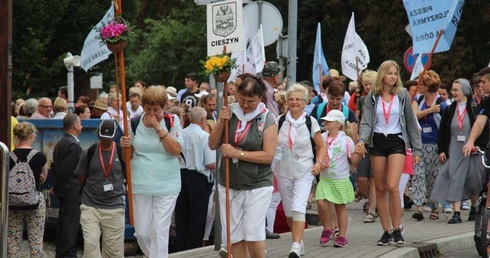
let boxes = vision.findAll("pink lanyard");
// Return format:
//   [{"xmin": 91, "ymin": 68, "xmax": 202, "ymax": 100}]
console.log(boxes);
[
  {"xmin": 382, "ymin": 95, "xmax": 395, "ymax": 125},
  {"xmin": 325, "ymin": 135, "xmax": 338, "ymax": 165},
  {"xmin": 234, "ymin": 121, "xmax": 253, "ymax": 147}
]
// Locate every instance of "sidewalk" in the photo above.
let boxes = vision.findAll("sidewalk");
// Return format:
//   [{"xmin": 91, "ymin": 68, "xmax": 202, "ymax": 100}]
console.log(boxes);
[{"xmin": 169, "ymin": 201, "xmax": 475, "ymax": 258}]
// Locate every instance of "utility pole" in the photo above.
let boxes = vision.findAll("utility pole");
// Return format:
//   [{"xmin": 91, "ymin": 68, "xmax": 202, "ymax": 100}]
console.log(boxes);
[
  {"xmin": 0, "ymin": 0, "xmax": 12, "ymax": 146},
  {"xmin": 287, "ymin": 0, "xmax": 297, "ymax": 86}
]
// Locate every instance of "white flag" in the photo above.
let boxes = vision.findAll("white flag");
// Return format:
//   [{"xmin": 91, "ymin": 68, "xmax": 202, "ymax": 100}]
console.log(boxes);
[
  {"xmin": 341, "ymin": 12, "xmax": 370, "ymax": 81},
  {"xmin": 410, "ymin": 54, "xmax": 424, "ymax": 80},
  {"xmin": 80, "ymin": 4, "xmax": 115, "ymax": 71},
  {"xmin": 252, "ymin": 25, "xmax": 266, "ymax": 73},
  {"xmin": 229, "ymin": 17, "xmax": 256, "ymax": 82}
]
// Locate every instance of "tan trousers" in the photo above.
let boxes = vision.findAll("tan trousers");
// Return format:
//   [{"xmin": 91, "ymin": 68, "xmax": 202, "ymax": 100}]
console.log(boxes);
[{"xmin": 80, "ymin": 204, "xmax": 125, "ymax": 258}]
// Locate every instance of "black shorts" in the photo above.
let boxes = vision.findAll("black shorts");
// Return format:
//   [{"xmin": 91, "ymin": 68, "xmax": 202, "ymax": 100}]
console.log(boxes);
[
  {"xmin": 357, "ymin": 153, "xmax": 373, "ymax": 178},
  {"xmin": 369, "ymin": 133, "xmax": 406, "ymax": 157}
]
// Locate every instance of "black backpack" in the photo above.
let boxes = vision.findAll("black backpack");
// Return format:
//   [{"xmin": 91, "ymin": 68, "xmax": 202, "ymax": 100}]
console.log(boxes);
[{"xmin": 278, "ymin": 115, "xmax": 317, "ymax": 162}]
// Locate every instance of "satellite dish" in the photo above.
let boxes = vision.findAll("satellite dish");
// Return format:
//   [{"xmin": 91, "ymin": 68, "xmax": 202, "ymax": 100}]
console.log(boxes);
[{"xmin": 243, "ymin": 1, "xmax": 283, "ymax": 47}]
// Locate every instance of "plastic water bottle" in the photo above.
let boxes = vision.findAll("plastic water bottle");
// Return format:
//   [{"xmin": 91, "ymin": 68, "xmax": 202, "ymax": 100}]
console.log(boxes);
[{"xmin": 274, "ymin": 146, "xmax": 283, "ymax": 161}]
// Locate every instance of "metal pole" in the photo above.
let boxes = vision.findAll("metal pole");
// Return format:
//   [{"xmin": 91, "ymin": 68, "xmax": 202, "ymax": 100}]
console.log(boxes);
[
  {"xmin": 214, "ymin": 76, "xmax": 223, "ymax": 251},
  {"xmin": 0, "ymin": 142, "xmax": 9, "ymax": 257},
  {"xmin": 0, "ymin": 0, "xmax": 12, "ymax": 148},
  {"xmin": 287, "ymin": 0, "xmax": 297, "ymax": 86}
]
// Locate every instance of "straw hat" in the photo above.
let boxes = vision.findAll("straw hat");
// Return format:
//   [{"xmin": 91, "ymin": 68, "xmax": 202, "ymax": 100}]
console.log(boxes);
[
  {"xmin": 329, "ymin": 69, "xmax": 346, "ymax": 81},
  {"xmin": 91, "ymin": 99, "xmax": 108, "ymax": 111}
]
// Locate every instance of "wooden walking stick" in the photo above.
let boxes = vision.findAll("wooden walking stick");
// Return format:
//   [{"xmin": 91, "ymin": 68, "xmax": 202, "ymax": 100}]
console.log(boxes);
[{"xmin": 113, "ymin": 0, "xmax": 134, "ymax": 226}]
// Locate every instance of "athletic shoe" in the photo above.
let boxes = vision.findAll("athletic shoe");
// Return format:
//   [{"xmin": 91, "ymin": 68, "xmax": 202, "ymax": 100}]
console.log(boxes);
[
  {"xmin": 266, "ymin": 229, "xmax": 280, "ymax": 239},
  {"xmin": 443, "ymin": 203, "xmax": 453, "ymax": 213},
  {"xmin": 218, "ymin": 248, "xmax": 228, "ymax": 258},
  {"xmin": 334, "ymin": 236, "xmax": 348, "ymax": 247},
  {"xmin": 391, "ymin": 228, "xmax": 405, "ymax": 244},
  {"xmin": 320, "ymin": 229, "xmax": 333, "ymax": 246},
  {"xmin": 412, "ymin": 211, "xmax": 424, "ymax": 221},
  {"xmin": 377, "ymin": 231, "xmax": 391, "ymax": 246},
  {"xmin": 423, "ymin": 203, "xmax": 432, "ymax": 212},
  {"xmin": 288, "ymin": 242, "xmax": 302, "ymax": 258},
  {"xmin": 448, "ymin": 213, "xmax": 462, "ymax": 224},
  {"xmin": 461, "ymin": 201, "xmax": 470, "ymax": 210},
  {"xmin": 468, "ymin": 208, "xmax": 476, "ymax": 221},
  {"xmin": 300, "ymin": 240, "xmax": 304, "ymax": 256}
]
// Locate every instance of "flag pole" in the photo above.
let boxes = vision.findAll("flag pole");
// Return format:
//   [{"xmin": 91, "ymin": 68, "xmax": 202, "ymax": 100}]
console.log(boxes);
[
  {"xmin": 411, "ymin": 30, "xmax": 444, "ymax": 101},
  {"xmin": 222, "ymin": 45, "xmax": 232, "ymax": 258},
  {"xmin": 114, "ymin": 0, "xmax": 134, "ymax": 226},
  {"xmin": 355, "ymin": 57, "xmax": 360, "ymax": 81}
]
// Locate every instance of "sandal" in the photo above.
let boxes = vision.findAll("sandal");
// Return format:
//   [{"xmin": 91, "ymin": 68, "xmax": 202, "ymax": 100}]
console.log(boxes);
[
  {"xmin": 412, "ymin": 211, "xmax": 424, "ymax": 221},
  {"xmin": 364, "ymin": 213, "xmax": 376, "ymax": 223},
  {"xmin": 429, "ymin": 211, "xmax": 439, "ymax": 220},
  {"xmin": 331, "ymin": 227, "xmax": 340, "ymax": 239},
  {"xmin": 363, "ymin": 201, "xmax": 370, "ymax": 213}
]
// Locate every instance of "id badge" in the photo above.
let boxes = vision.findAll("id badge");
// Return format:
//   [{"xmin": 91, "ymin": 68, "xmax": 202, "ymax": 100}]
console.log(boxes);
[
  {"xmin": 457, "ymin": 135, "xmax": 466, "ymax": 142},
  {"xmin": 232, "ymin": 148, "xmax": 242, "ymax": 164},
  {"xmin": 422, "ymin": 127, "xmax": 432, "ymax": 133},
  {"xmin": 103, "ymin": 182, "xmax": 114, "ymax": 192}
]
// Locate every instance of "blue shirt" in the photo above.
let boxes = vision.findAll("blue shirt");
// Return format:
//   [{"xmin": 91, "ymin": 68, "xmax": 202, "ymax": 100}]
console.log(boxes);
[{"xmin": 130, "ymin": 113, "xmax": 184, "ymax": 195}]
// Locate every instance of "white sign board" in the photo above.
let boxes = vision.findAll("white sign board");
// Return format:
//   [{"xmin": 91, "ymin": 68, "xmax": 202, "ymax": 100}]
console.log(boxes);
[
  {"xmin": 206, "ymin": 0, "xmax": 243, "ymax": 56},
  {"xmin": 90, "ymin": 74, "xmax": 103, "ymax": 89}
]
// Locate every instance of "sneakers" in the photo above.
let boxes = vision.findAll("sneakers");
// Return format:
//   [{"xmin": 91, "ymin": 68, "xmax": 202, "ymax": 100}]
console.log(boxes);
[
  {"xmin": 399, "ymin": 224, "xmax": 405, "ymax": 235},
  {"xmin": 412, "ymin": 211, "xmax": 424, "ymax": 221},
  {"xmin": 320, "ymin": 229, "xmax": 333, "ymax": 246},
  {"xmin": 468, "ymin": 208, "xmax": 476, "ymax": 221},
  {"xmin": 448, "ymin": 213, "xmax": 462, "ymax": 224},
  {"xmin": 218, "ymin": 248, "xmax": 228, "ymax": 258},
  {"xmin": 377, "ymin": 231, "xmax": 391, "ymax": 246},
  {"xmin": 334, "ymin": 236, "xmax": 348, "ymax": 248},
  {"xmin": 423, "ymin": 203, "xmax": 432, "ymax": 212},
  {"xmin": 461, "ymin": 201, "xmax": 470, "ymax": 210},
  {"xmin": 443, "ymin": 203, "xmax": 453, "ymax": 213},
  {"xmin": 288, "ymin": 241, "xmax": 304, "ymax": 258},
  {"xmin": 392, "ymin": 228, "xmax": 405, "ymax": 244}
]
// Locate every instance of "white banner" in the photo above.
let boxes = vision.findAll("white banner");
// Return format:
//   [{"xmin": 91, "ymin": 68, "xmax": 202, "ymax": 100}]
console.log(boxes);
[
  {"xmin": 251, "ymin": 25, "xmax": 265, "ymax": 73},
  {"xmin": 80, "ymin": 3, "xmax": 115, "ymax": 71},
  {"xmin": 341, "ymin": 12, "xmax": 370, "ymax": 81},
  {"xmin": 206, "ymin": 0, "xmax": 243, "ymax": 56}
]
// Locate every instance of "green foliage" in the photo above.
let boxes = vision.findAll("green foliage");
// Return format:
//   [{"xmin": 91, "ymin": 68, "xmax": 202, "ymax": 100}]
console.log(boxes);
[{"xmin": 126, "ymin": 5, "xmax": 207, "ymax": 87}]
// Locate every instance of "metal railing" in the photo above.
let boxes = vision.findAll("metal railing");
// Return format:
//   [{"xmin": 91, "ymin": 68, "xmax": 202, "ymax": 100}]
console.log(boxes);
[{"xmin": 0, "ymin": 141, "xmax": 9, "ymax": 257}]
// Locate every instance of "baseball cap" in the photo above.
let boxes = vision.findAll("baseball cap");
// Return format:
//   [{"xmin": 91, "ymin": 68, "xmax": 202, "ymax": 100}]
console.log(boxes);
[
  {"xmin": 262, "ymin": 61, "xmax": 284, "ymax": 77},
  {"xmin": 320, "ymin": 110, "xmax": 346, "ymax": 125},
  {"xmin": 166, "ymin": 86, "xmax": 177, "ymax": 97},
  {"xmin": 98, "ymin": 120, "xmax": 117, "ymax": 140}
]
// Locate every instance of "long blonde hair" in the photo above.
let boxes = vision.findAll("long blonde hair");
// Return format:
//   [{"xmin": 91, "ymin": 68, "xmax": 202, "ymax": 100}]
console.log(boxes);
[{"xmin": 372, "ymin": 60, "xmax": 403, "ymax": 95}]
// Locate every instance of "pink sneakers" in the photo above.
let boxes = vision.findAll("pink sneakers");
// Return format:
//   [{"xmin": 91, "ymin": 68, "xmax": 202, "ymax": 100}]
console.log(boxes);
[
  {"xmin": 334, "ymin": 236, "xmax": 348, "ymax": 247},
  {"xmin": 320, "ymin": 229, "xmax": 333, "ymax": 246}
]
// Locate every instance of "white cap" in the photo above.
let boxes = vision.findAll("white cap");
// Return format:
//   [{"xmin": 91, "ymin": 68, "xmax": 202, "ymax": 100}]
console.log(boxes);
[
  {"xmin": 167, "ymin": 94, "xmax": 176, "ymax": 100},
  {"xmin": 320, "ymin": 110, "xmax": 345, "ymax": 125},
  {"xmin": 194, "ymin": 91, "xmax": 209, "ymax": 98}
]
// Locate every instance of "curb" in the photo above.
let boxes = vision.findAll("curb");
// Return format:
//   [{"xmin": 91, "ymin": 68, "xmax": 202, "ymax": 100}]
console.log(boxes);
[{"xmin": 381, "ymin": 231, "xmax": 474, "ymax": 257}]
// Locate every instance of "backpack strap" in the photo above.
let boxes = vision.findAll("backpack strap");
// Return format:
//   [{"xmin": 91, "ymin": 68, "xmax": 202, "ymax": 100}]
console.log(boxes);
[
  {"xmin": 131, "ymin": 113, "xmax": 174, "ymax": 136},
  {"xmin": 278, "ymin": 115, "xmax": 286, "ymax": 131},
  {"xmin": 317, "ymin": 102, "xmax": 327, "ymax": 120},
  {"xmin": 9, "ymin": 152, "xmax": 18, "ymax": 163},
  {"xmin": 341, "ymin": 104, "xmax": 350, "ymax": 121},
  {"xmin": 26, "ymin": 149, "xmax": 38, "ymax": 163},
  {"xmin": 130, "ymin": 115, "xmax": 141, "ymax": 135}
]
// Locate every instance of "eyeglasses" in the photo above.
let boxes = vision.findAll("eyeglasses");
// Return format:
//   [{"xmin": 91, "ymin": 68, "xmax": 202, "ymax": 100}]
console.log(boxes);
[
  {"xmin": 288, "ymin": 98, "xmax": 306, "ymax": 102},
  {"xmin": 237, "ymin": 98, "xmax": 258, "ymax": 105}
]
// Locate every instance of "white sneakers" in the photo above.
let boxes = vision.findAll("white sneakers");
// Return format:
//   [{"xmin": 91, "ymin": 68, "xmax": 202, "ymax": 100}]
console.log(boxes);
[{"xmin": 288, "ymin": 240, "xmax": 305, "ymax": 258}]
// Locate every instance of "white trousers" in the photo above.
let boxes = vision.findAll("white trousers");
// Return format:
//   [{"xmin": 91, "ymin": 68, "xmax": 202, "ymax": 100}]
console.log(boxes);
[
  {"xmin": 399, "ymin": 173, "xmax": 411, "ymax": 208},
  {"xmin": 277, "ymin": 173, "xmax": 314, "ymax": 218},
  {"xmin": 133, "ymin": 194, "xmax": 178, "ymax": 258},
  {"xmin": 266, "ymin": 191, "xmax": 282, "ymax": 232}
]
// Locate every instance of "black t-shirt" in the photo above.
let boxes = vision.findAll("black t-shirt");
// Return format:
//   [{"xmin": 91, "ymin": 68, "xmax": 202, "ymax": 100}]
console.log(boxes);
[
  {"xmin": 479, "ymin": 98, "xmax": 490, "ymax": 117},
  {"xmin": 9, "ymin": 148, "xmax": 47, "ymax": 191},
  {"xmin": 180, "ymin": 90, "xmax": 200, "ymax": 109}
]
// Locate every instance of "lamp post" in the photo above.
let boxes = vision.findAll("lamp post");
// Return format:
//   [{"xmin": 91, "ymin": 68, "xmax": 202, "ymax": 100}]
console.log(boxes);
[{"xmin": 63, "ymin": 52, "xmax": 80, "ymax": 114}]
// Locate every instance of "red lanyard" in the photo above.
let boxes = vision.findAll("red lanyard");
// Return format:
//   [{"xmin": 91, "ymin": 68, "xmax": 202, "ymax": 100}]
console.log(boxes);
[
  {"xmin": 234, "ymin": 121, "xmax": 253, "ymax": 147},
  {"xmin": 456, "ymin": 104, "xmax": 467, "ymax": 133},
  {"xmin": 324, "ymin": 134, "xmax": 338, "ymax": 165},
  {"xmin": 382, "ymin": 95, "xmax": 395, "ymax": 125},
  {"xmin": 326, "ymin": 104, "xmax": 342, "ymax": 115},
  {"xmin": 99, "ymin": 142, "xmax": 115, "ymax": 180}
]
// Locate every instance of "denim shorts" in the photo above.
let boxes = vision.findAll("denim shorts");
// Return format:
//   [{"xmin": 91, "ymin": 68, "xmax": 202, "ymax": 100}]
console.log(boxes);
[{"xmin": 369, "ymin": 133, "xmax": 406, "ymax": 157}]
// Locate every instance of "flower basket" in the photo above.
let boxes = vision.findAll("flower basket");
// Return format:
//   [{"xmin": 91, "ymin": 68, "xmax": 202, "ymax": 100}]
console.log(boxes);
[
  {"xmin": 217, "ymin": 70, "xmax": 231, "ymax": 83},
  {"xmin": 201, "ymin": 54, "xmax": 237, "ymax": 82},
  {"xmin": 95, "ymin": 16, "xmax": 134, "ymax": 51},
  {"xmin": 107, "ymin": 40, "xmax": 127, "ymax": 53}
]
